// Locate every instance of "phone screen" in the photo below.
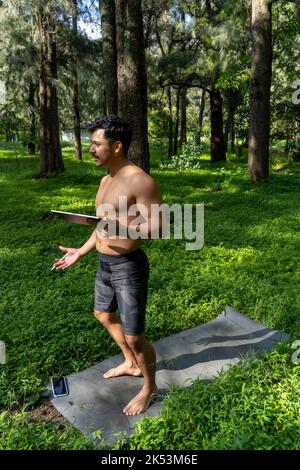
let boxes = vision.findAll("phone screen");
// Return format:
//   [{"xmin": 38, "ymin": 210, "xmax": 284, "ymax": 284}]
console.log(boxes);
[{"xmin": 52, "ymin": 376, "xmax": 69, "ymax": 397}]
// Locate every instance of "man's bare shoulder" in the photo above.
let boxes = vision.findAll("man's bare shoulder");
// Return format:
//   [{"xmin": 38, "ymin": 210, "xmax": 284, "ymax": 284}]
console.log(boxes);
[
  {"xmin": 100, "ymin": 174, "xmax": 110, "ymax": 185},
  {"xmin": 123, "ymin": 164, "xmax": 154, "ymax": 185},
  {"xmin": 125, "ymin": 166, "xmax": 162, "ymax": 203},
  {"xmin": 96, "ymin": 174, "xmax": 109, "ymax": 192}
]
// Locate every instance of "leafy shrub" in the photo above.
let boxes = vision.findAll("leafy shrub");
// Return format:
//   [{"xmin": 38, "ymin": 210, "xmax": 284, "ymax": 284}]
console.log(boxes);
[{"xmin": 159, "ymin": 140, "xmax": 204, "ymax": 170}]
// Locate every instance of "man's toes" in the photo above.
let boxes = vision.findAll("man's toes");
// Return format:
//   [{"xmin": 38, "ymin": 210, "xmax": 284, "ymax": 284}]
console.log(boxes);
[{"xmin": 103, "ymin": 369, "xmax": 114, "ymax": 378}]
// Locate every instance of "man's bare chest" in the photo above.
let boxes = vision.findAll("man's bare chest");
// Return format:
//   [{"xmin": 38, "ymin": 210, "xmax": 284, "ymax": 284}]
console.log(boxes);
[{"xmin": 95, "ymin": 178, "xmax": 135, "ymax": 215}]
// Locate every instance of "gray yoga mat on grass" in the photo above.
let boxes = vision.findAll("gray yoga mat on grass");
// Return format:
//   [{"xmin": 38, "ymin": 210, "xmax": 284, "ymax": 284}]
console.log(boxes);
[{"xmin": 48, "ymin": 306, "xmax": 289, "ymax": 447}]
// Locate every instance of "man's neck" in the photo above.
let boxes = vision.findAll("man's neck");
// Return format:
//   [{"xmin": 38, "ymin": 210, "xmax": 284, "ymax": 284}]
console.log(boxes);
[{"xmin": 107, "ymin": 156, "xmax": 131, "ymax": 177}]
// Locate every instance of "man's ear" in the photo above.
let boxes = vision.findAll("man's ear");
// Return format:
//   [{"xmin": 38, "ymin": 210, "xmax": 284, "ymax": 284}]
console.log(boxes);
[{"xmin": 114, "ymin": 140, "xmax": 123, "ymax": 154}]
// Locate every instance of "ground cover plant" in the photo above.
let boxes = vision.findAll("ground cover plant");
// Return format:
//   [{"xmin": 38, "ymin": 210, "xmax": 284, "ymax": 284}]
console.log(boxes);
[{"xmin": 0, "ymin": 142, "xmax": 300, "ymax": 449}]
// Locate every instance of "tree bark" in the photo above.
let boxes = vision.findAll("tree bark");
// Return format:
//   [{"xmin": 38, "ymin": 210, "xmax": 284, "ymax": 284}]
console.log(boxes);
[
  {"xmin": 28, "ymin": 80, "xmax": 35, "ymax": 155},
  {"xmin": 195, "ymin": 89, "xmax": 205, "ymax": 145},
  {"xmin": 230, "ymin": 112, "xmax": 235, "ymax": 152},
  {"xmin": 72, "ymin": 68, "xmax": 82, "ymax": 160},
  {"xmin": 174, "ymin": 88, "xmax": 181, "ymax": 155},
  {"xmin": 99, "ymin": 0, "xmax": 118, "ymax": 115},
  {"xmin": 248, "ymin": 0, "xmax": 272, "ymax": 182},
  {"xmin": 115, "ymin": 0, "xmax": 127, "ymax": 118},
  {"xmin": 167, "ymin": 86, "xmax": 173, "ymax": 158},
  {"xmin": 224, "ymin": 99, "xmax": 236, "ymax": 153},
  {"xmin": 126, "ymin": 0, "xmax": 149, "ymax": 172},
  {"xmin": 180, "ymin": 87, "xmax": 187, "ymax": 146},
  {"xmin": 39, "ymin": 35, "xmax": 48, "ymax": 175},
  {"xmin": 39, "ymin": 10, "xmax": 64, "ymax": 177},
  {"xmin": 206, "ymin": 0, "xmax": 212, "ymax": 18},
  {"xmin": 72, "ymin": 0, "xmax": 82, "ymax": 160},
  {"xmin": 210, "ymin": 89, "xmax": 226, "ymax": 163}
]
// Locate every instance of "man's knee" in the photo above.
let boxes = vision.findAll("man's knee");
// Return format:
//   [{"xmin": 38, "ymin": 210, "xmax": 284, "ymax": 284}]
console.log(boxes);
[
  {"xmin": 125, "ymin": 334, "xmax": 145, "ymax": 353},
  {"xmin": 94, "ymin": 309, "xmax": 110, "ymax": 326}
]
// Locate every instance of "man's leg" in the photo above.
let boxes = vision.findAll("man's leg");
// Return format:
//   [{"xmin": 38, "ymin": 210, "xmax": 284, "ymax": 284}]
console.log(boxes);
[
  {"xmin": 93, "ymin": 309, "xmax": 142, "ymax": 378},
  {"xmin": 122, "ymin": 333, "xmax": 157, "ymax": 416}
]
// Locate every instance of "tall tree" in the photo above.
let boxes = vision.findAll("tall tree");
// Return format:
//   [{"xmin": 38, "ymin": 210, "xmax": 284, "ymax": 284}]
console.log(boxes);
[
  {"xmin": 210, "ymin": 89, "xmax": 226, "ymax": 163},
  {"xmin": 99, "ymin": 0, "xmax": 118, "ymax": 115},
  {"xmin": 167, "ymin": 86, "xmax": 174, "ymax": 158},
  {"xmin": 195, "ymin": 89, "xmax": 206, "ymax": 145},
  {"xmin": 126, "ymin": 0, "xmax": 149, "ymax": 172},
  {"xmin": 174, "ymin": 87, "xmax": 181, "ymax": 155},
  {"xmin": 38, "ymin": 6, "xmax": 64, "ymax": 177},
  {"xmin": 71, "ymin": 0, "xmax": 82, "ymax": 160},
  {"xmin": 27, "ymin": 80, "xmax": 36, "ymax": 155},
  {"xmin": 179, "ymin": 86, "xmax": 187, "ymax": 147},
  {"xmin": 248, "ymin": 0, "xmax": 273, "ymax": 182},
  {"xmin": 115, "ymin": 0, "xmax": 126, "ymax": 118}
]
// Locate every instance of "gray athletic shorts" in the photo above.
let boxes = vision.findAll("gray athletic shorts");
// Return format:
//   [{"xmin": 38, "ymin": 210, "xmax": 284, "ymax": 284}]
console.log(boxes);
[{"xmin": 94, "ymin": 249, "xmax": 149, "ymax": 336}]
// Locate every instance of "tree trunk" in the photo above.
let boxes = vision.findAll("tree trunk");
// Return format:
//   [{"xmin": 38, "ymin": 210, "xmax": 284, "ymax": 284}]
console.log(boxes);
[
  {"xmin": 39, "ymin": 11, "xmax": 64, "ymax": 177},
  {"xmin": 210, "ymin": 89, "xmax": 226, "ymax": 163},
  {"xmin": 28, "ymin": 80, "xmax": 35, "ymax": 155},
  {"xmin": 5, "ymin": 127, "xmax": 10, "ymax": 142},
  {"xmin": 196, "ymin": 89, "xmax": 205, "ymax": 145},
  {"xmin": 115, "ymin": 0, "xmax": 127, "ymax": 119},
  {"xmin": 248, "ymin": 0, "xmax": 272, "ymax": 182},
  {"xmin": 71, "ymin": 70, "xmax": 81, "ymax": 161},
  {"xmin": 126, "ymin": 0, "xmax": 149, "ymax": 172},
  {"xmin": 72, "ymin": 69, "xmax": 82, "ymax": 160},
  {"xmin": 230, "ymin": 112, "xmax": 235, "ymax": 151},
  {"xmin": 224, "ymin": 102, "xmax": 236, "ymax": 153},
  {"xmin": 180, "ymin": 87, "xmax": 187, "ymax": 146},
  {"xmin": 72, "ymin": 0, "xmax": 82, "ymax": 160},
  {"xmin": 167, "ymin": 86, "xmax": 173, "ymax": 158},
  {"xmin": 285, "ymin": 134, "xmax": 289, "ymax": 153},
  {"xmin": 174, "ymin": 88, "xmax": 181, "ymax": 155},
  {"xmin": 206, "ymin": 0, "xmax": 212, "ymax": 17},
  {"xmin": 46, "ymin": 33, "xmax": 64, "ymax": 173},
  {"xmin": 99, "ymin": 0, "xmax": 118, "ymax": 115},
  {"xmin": 224, "ymin": 114, "xmax": 230, "ymax": 153},
  {"xmin": 39, "ymin": 23, "xmax": 49, "ymax": 176}
]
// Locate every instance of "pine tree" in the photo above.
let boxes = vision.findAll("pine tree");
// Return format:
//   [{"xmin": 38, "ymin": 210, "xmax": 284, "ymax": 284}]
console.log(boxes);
[
  {"xmin": 125, "ymin": 0, "xmax": 150, "ymax": 171},
  {"xmin": 38, "ymin": 5, "xmax": 64, "ymax": 176},
  {"xmin": 99, "ymin": 0, "xmax": 118, "ymax": 115},
  {"xmin": 248, "ymin": 0, "xmax": 273, "ymax": 181}
]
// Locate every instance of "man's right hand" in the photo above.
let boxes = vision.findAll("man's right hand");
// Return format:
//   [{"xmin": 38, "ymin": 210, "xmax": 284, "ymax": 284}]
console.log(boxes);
[{"xmin": 53, "ymin": 245, "xmax": 82, "ymax": 270}]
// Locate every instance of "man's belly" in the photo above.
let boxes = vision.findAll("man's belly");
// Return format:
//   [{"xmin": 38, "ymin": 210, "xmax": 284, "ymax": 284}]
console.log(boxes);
[{"xmin": 96, "ymin": 237, "xmax": 141, "ymax": 255}]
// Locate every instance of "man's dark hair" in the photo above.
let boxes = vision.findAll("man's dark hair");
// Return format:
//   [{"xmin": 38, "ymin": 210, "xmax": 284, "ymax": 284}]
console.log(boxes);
[{"xmin": 87, "ymin": 115, "xmax": 132, "ymax": 155}]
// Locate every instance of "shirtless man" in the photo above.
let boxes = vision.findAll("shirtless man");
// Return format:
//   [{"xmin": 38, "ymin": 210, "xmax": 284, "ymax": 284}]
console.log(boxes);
[{"xmin": 54, "ymin": 115, "xmax": 164, "ymax": 416}]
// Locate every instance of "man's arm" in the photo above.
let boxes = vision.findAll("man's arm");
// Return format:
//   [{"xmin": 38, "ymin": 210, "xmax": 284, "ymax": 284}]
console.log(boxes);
[
  {"xmin": 130, "ymin": 173, "xmax": 165, "ymax": 239},
  {"xmin": 54, "ymin": 177, "xmax": 107, "ymax": 270},
  {"xmin": 54, "ymin": 230, "xmax": 96, "ymax": 270},
  {"xmin": 78, "ymin": 230, "xmax": 97, "ymax": 256}
]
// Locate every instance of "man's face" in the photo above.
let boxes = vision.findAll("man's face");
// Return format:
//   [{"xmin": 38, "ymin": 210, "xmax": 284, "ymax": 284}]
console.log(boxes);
[{"xmin": 89, "ymin": 129, "xmax": 114, "ymax": 167}]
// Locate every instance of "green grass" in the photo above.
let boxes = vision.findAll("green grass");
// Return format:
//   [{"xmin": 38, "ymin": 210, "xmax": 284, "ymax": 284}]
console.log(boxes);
[
  {"xmin": 0, "ymin": 141, "xmax": 300, "ymax": 449},
  {"xmin": 121, "ymin": 346, "xmax": 300, "ymax": 450}
]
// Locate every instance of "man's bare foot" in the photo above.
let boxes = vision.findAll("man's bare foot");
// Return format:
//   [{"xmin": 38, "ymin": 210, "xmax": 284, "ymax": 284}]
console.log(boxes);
[
  {"xmin": 123, "ymin": 388, "xmax": 158, "ymax": 416},
  {"xmin": 103, "ymin": 360, "xmax": 142, "ymax": 379}
]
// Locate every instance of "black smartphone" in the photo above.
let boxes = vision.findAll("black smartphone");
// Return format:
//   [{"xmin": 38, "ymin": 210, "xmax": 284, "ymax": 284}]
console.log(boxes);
[{"xmin": 51, "ymin": 376, "xmax": 69, "ymax": 398}]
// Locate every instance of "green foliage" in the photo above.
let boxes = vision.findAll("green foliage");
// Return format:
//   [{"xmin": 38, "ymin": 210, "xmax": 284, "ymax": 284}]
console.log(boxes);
[
  {"xmin": 148, "ymin": 109, "xmax": 170, "ymax": 142},
  {"xmin": 159, "ymin": 139, "xmax": 205, "ymax": 170},
  {"xmin": 0, "ymin": 410, "xmax": 94, "ymax": 450},
  {"xmin": 216, "ymin": 69, "xmax": 250, "ymax": 92},
  {"xmin": 121, "ymin": 345, "xmax": 300, "ymax": 450}
]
